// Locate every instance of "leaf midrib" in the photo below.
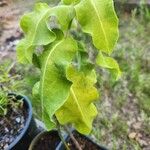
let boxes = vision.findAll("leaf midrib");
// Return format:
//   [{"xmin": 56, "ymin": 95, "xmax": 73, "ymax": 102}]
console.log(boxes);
[
  {"xmin": 31, "ymin": 9, "xmax": 50, "ymax": 44},
  {"xmin": 40, "ymin": 40, "xmax": 63, "ymax": 120},
  {"xmin": 25, "ymin": 8, "xmax": 51, "ymax": 60},
  {"xmin": 70, "ymin": 87, "xmax": 89, "ymax": 125},
  {"xmin": 90, "ymin": 0, "xmax": 109, "ymax": 52}
]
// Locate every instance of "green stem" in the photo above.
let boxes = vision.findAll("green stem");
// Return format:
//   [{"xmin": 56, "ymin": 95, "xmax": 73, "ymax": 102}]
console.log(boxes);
[
  {"xmin": 64, "ymin": 126, "xmax": 82, "ymax": 150},
  {"xmin": 54, "ymin": 116, "xmax": 70, "ymax": 150}
]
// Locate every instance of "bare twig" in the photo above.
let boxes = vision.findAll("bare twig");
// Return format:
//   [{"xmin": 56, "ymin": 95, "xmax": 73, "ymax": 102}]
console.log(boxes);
[
  {"xmin": 54, "ymin": 116, "xmax": 70, "ymax": 150},
  {"xmin": 64, "ymin": 126, "xmax": 82, "ymax": 150}
]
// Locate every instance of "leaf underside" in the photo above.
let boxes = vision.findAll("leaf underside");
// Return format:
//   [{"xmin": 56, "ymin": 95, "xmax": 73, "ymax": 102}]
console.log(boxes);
[{"xmin": 96, "ymin": 52, "xmax": 122, "ymax": 80}]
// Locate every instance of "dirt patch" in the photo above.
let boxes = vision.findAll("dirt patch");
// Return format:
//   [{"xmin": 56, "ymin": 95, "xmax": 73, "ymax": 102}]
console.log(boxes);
[{"xmin": 0, "ymin": 0, "xmax": 34, "ymax": 60}]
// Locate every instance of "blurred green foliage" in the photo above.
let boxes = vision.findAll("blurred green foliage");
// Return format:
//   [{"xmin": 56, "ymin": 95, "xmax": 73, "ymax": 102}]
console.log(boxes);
[
  {"xmin": 0, "ymin": 91, "xmax": 8, "ymax": 116},
  {"xmin": 0, "ymin": 61, "xmax": 21, "ymax": 92},
  {"xmin": 93, "ymin": 7, "xmax": 150, "ymax": 149}
]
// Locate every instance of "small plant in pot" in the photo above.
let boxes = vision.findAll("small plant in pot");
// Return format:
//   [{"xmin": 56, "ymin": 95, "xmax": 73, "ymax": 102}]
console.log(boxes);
[
  {"xmin": 0, "ymin": 63, "xmax": 38, "ymax": 150},
  {"xmin": 17, "ymin": 0, "xmax": 121, "ymax": 149}
]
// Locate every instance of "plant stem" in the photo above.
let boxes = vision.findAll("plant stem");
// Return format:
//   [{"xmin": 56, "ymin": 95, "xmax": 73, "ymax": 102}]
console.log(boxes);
[
  {"xmin": 64, "ymin": 126, "xmax": 82, "ymax": 150},
  {"xmin": 54, "ymin": 116, "xmax": 70, "ymax": 150}
]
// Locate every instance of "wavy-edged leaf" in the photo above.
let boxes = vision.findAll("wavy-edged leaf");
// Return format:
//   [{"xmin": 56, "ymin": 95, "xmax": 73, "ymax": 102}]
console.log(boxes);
[
  {"xmin": 17, "ymin": 39, "xmax": 31, "ymax": 63},
  {"xmin": 96, "ymin": 52, "xmax": 122, "ymax": 80},
  {"xmin": 32, "ymin": 28, "xmax": 64, "ymax": 69},
  {"xmin": 32, "ymin": 81, "xmax": 53, "ymax": 128},
  {"xmin": 17, "ymin": 3, "xmax": 75, "ymax": 64},
  {"xmin": 56, "ymin": 65, "xmax": 99, "ymax": 134},
  {"xmin": 40, "ymin": 37, "xmax": 78, "ymax": 130},
  {"xmin": 17, "ymin": 3, "xmax": 56, "ymax": 63},
  {"xmin": 75, "ymin": 0, "xmax": 119, "ymax": 54}
]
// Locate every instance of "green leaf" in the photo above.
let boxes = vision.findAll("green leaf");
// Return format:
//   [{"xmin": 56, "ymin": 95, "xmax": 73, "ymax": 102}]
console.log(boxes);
[
  {"xmin": 40, "ymin": 37, "xmax": 78, "ymax": 130},
  {"xmin": 51, "ymin": 5, "xmax": 76, "ymax": 30},
  {"xmin": 17, "ymin": 3, "xmax": 56, "ymax": 63},
  {"xmin": 76, "ymin": 51, "xmax": 94, "ymax": 75},
  {"xmin": 62, "ymin": 0, "xmax": 80, "ymax": 5},
  {"xmin": 32, "ymin": 82, "xmax": 40, "ymax": 99},
  {"xmin": 56, "ymin": 65, "xmax": 99, "ymax": 134},
  {"xmin": 32, "ymin": 28, "xmax": 64, "ymax": 69},
  {"xmin": 77, "ymin": 41, "xmax": 87, "ymax": 52},
  {"xmin": 17, "ymin": 4, "xmax": 75, "ymax": 64},
  {"xmin": 32, "ymin": 82, "xmax": 52, "ymax": 127},
  {"xmin": 96, "ymin": 52, "xmax": 122, "ymax": 80},
  {"xmin": 32, "ymin": 53, "xmax": 41, "ymax": 68},
  {"xmin": 51, "ymin": 28, "xmax": 64, "ymax": 41},
  {"xmin": 16, "ymin": 39, "xmax": 30, "ymax": 63},
  {"xmin": 32, "ymin": 81, "xmax": 42, "ymax": 117},
  {"xmin": 75, "ymin": 0, "xmax": 119, "ymax": 54}
]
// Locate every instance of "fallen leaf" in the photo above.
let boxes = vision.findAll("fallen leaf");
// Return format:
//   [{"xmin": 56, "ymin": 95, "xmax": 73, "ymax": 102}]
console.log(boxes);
[{"xmin": 128, "ymin": 132, "xmax": 137, "ymax": 139}]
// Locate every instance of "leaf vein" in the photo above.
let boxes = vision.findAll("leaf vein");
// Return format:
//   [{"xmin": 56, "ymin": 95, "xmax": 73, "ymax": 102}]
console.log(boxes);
[{"xmin": 91, "ymin": 0, "xmax": 109, "ymax": 51}]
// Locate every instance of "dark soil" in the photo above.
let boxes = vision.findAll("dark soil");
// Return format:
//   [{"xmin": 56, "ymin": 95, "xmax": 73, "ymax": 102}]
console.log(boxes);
[
  {"xmin": 33, "ymin": 131, "xmax": 61, "ymax": 150},
  {"xmin": 66, "ymin": 132, "xmax": 104, "ymax": 150},
  {"xmin": 0, "ymin": 95, "xmax": 28, "ymax": 150}
]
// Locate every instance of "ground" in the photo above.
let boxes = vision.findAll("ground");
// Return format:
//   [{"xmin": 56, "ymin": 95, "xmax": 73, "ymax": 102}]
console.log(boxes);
[{"xmin": 0, "ymin": 1, "xmax": 150, "ymax": 150}]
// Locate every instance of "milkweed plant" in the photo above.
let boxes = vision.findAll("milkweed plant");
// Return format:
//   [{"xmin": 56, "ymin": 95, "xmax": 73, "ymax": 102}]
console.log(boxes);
[{"xmin": 17, "ymin": 0, "xmax": 121, "ymax": 135}]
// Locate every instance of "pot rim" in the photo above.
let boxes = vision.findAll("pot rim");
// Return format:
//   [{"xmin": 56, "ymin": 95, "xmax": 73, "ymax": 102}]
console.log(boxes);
[
  {"xmin": 56, "ymin": 129, "xmax": 108, "ymax": 150},
  {"xmin": 7, "ymin": 93, "xmax": 32, "ymax": 150},
  {"xmin": 28, "ymin": 130, "xmax": 59, "ymax": 150}
]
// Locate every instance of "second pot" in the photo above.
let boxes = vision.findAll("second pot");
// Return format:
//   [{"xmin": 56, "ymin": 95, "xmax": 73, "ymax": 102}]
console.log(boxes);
[
  {"xmin": 56, "ymin": 130, "xmax": 108, "ymax": 150},
  {"xmin": 6, "ymin": 94, "xmax": 40, "ymax": 150},
  {"xmin": 29, "ymin": 130, "xmax": 61, "ymax": 150}
]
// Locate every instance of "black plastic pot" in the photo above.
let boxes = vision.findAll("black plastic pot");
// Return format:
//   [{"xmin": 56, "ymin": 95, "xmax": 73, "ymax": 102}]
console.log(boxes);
[
  {"xmin": 29, "ymin": 130, "xmax": 61, "ymax": 150},
  {"xmin": 56, "ymin": 130, "xmax": 108, "ymax": 150},
  {"xmin": 7, "ymin": 94, "xmax": 40, "ymax": 150}
]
